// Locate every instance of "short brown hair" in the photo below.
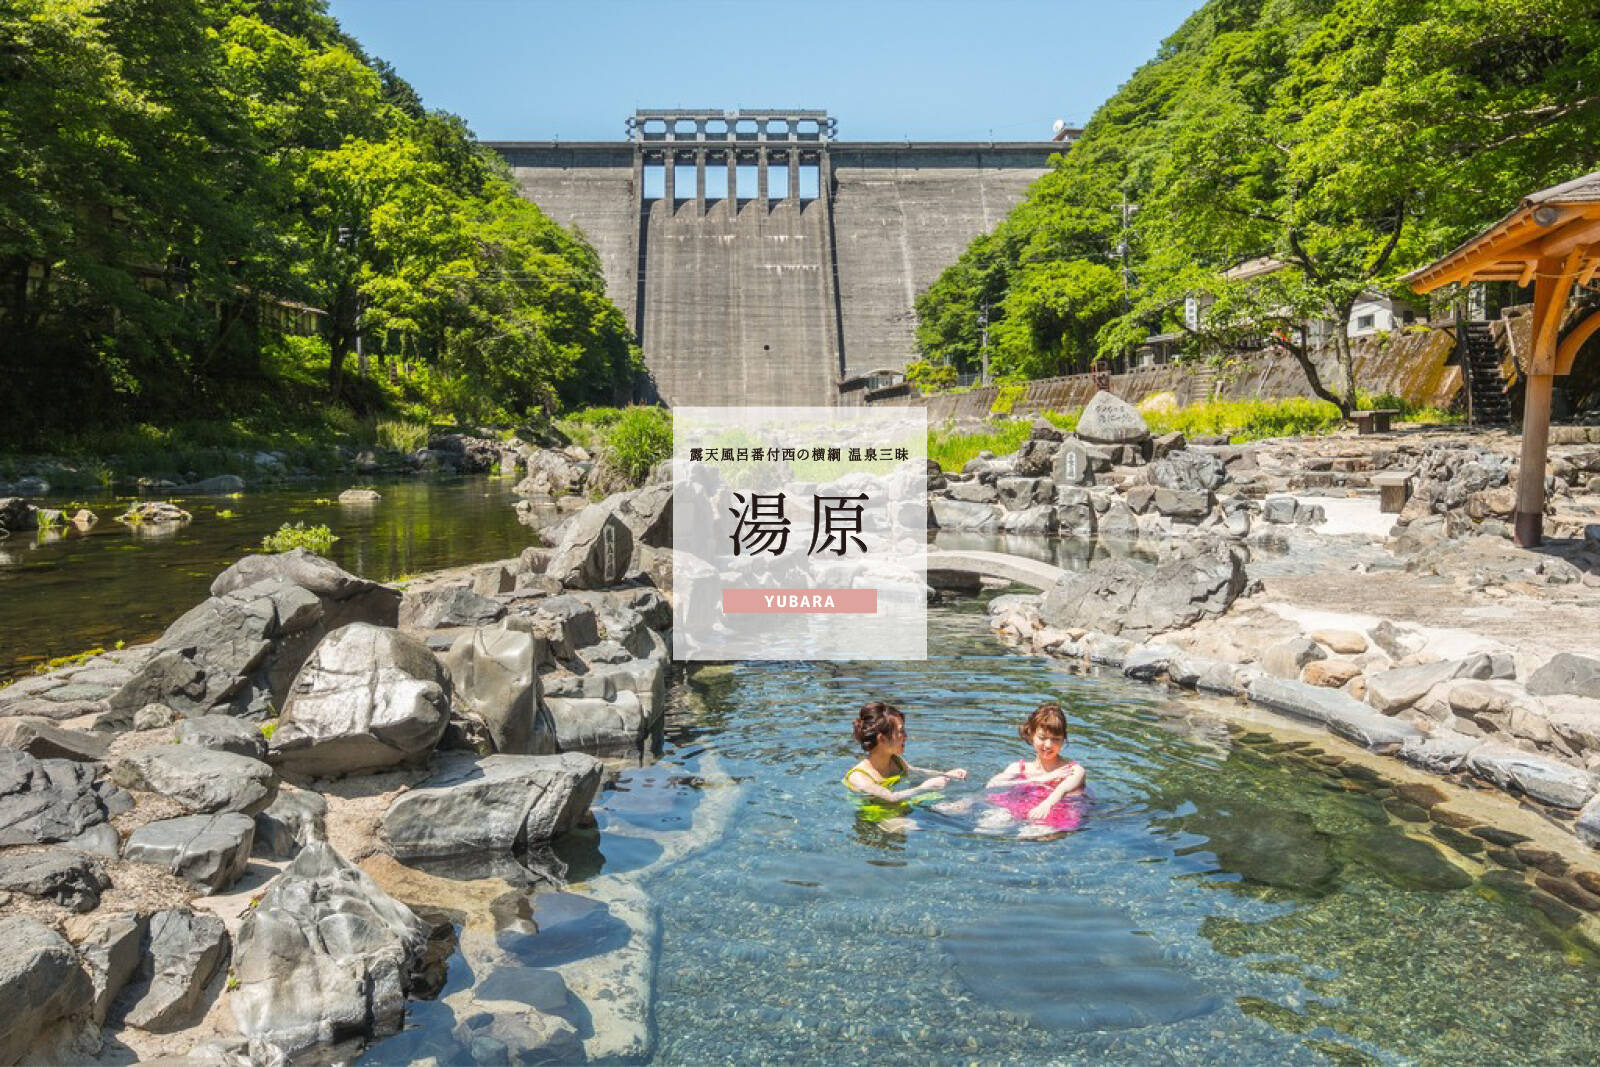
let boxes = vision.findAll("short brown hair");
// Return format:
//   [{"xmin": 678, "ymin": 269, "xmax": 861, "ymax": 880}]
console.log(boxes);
[
  {"xmin": 1020, "ymin": 703, "xmax": 1067, "ymax": 743},
  {"xmin": 854, "ymin": 701, "xmax": 904, "ymax": 752}
]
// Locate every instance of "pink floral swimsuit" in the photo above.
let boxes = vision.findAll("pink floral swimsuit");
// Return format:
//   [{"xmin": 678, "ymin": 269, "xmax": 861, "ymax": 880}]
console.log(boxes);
[{"xmin": 987, "ymin": 760, "xmax": 1085, "ymax": 830}]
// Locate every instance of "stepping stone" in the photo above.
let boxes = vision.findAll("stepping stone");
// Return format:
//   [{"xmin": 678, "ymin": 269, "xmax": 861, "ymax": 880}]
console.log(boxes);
[{"xmin": 124, "ymin": 813, "xmax": 254, "ymax": 893}]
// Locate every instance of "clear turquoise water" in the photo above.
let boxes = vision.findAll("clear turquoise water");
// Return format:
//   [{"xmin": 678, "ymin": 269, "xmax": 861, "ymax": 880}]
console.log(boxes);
[{"xmin": 632, "ymin": 601, "xmax": 1600, "ymax": 1066}]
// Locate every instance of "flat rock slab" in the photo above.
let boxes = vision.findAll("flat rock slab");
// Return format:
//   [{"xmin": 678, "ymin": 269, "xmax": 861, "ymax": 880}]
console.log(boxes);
[
  {"xmin": 0, "ymin": 717, "xmax": 110, "ymax": 761},
  {"xmin": 1528, "ymin": 653, "xmax": 1600, "ymax": 699},
  {"xmin": 124, "ymin": 813, "xmax": 255, "ymax": 893},
  {"xmin": 0, "ymin": 848, "xmax": 111, "ymax": 912},
  {"xmin": 114, "ymin": 745, "xmax": 276, "ymax": 815},
  {"xmin": 1247, "ymin": 677, "xmax": 1422, "ymax": 753},
  {"xmin": 1465, "ymin": 743, "xmax": 1597, "ymax": 810},
  {"xmin": 0, "ymin": 916, "xmax": 93, "ymax": 1063},
  {"xmin": 382, "ymin": 752, "xmax": 603, "ymax": 860}
]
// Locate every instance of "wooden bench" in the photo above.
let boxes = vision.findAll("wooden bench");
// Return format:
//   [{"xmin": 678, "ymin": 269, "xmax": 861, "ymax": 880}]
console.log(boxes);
[
  {"xmin": 1373, "ymin": 472, "xmax": 1412, "ymax": 513},
  {"xmin": 1351, "ymin": 409, "xmax": 1400, "ymax": 434}
]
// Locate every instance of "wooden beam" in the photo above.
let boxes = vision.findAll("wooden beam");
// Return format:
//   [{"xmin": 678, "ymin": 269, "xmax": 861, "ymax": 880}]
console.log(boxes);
[
  {"xmin": 1518, "ymin": 260, "xmax": 1539, "ymax": 287},
  {"xmin": 1528, "ymin": 251, "xmax": 1580, "ymax": 374},
  {"xmin": 1515, "ymin": 374, "xmax": 1553, "ymax": 547},
  {"xmin": 1580, "ymin": 257, "xmax": 1600, "ymax": 286},
  {"xmin": 1535, "ymin": 216, "xmax": 1600, "ymax": 259},
  {"xmin": 1556, "ymin": 307, "xmax": 1600, "ymax": 376}
]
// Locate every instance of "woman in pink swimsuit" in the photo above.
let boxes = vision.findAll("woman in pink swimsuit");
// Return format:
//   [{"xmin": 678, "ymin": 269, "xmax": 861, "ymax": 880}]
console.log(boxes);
[{"xmin": 985, "ymin": 703, "xmax": 1086, "ymax": 831}]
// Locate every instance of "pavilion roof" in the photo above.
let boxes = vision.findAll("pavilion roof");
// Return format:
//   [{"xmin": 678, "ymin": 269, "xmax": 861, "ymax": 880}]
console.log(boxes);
[{"xmin": 1406, "ymin": 169, "xmax": 1600, "ymax": 293}]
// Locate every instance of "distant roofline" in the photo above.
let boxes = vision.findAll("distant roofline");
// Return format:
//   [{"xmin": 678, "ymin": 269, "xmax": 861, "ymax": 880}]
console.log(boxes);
[{"xmin": 484, "ymin": 140, "xmax": 1073, "ymax": 150}]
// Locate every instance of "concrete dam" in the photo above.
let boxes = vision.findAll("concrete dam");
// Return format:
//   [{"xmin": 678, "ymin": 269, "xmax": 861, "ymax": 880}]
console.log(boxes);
[{"xmin": 488, "ymin": 110, "xmax": 1066, "ymax": 406}]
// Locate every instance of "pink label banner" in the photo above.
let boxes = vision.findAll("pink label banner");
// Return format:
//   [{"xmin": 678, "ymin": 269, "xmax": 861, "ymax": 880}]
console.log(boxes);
[{"xmin": 722, "ymin": 589, "xmax": 878, "ymax": 615}]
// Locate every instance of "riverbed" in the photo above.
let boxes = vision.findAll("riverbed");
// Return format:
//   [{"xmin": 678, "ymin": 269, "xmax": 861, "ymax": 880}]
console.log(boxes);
[{"xmin": 0, "ymin": 477, "xmax": 531, "ymax": 680}]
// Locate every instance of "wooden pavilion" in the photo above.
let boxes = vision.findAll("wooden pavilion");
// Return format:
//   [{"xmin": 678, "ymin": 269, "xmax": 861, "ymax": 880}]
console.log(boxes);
[{"xmin": 1407, "ymin": 170, "xmax": 1600, "ymax": 547}]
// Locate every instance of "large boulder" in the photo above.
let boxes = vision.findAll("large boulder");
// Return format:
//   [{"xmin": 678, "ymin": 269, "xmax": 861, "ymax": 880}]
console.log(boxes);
[
  {"xmin": 232, "ymin": 842, "xmax": 432, "ymax": 1057},
  {"xmin": 1039, "ymin": 545, "xmax": 1248, "ymax": 640},
  {"xmin": 0, "ymin": 749, "xmax": 114, "ymax": 852},
  {"xmin": 113, "ymin": 746, "xmax": 276, "ymax": 815},
  {"xmin": 444, "ymin": 627, "xmax": 547, "ymax": 755},
  {"xmin": 269, "ymin": 624, "xmax": 451, "ymax": 777},
  {"xmin": 545, "ymin": 503, "xmax": 635, "ymax": 590},
  {"xmin": 0, "ymin": 917, "xmax": 93, "ymax": 1063},
  {"xmin": 123, "ymin": 813, "xmax": 256, "ymax": 893},
  {"xmin": 107, "ymin": 577, "xmax": 328, "ymax": 720},
  {"xmin": 381, "ymin": 752, "xmax": 603, "ymax": 861},
  {"xmin": 1074, "ymin": 391, "xmax": 1150, "ymax": 445},
  {"xmin": 253, "ymin": 784, "xmax": 327, "ymax": 860},
  {"xmin": 0, "ymin": 498, "xmax": 38, "ymax": 533},
  {"xmin": 210, "ymin": 549, "xmax": 401, "ymax": 631},
  {"xmin": 1146, "ymin": 450, "xmax": 1226, "ymax": 493},
  {"xmin": 1528, "ymin": 653, "xmax": 1600, "ymax": 699},
  {"xmin": 399, "ymin": 586, "xmax": 506, "ymax": 631},
  {"xmin": 118, "ymin": 909, "xmax": 230, "ymax": 1033}
]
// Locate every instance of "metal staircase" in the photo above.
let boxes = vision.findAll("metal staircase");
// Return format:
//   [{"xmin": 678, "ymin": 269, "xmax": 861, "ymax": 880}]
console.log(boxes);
[{"xmin": 1460, "ymin": 321, "xmax": 1511, "ymax": 425}]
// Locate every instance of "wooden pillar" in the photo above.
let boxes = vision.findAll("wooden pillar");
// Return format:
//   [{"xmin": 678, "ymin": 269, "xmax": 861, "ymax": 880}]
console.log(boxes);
[{"xmin": 1515, "ymin": 253, "xmax": 1579, "ymax": 547}]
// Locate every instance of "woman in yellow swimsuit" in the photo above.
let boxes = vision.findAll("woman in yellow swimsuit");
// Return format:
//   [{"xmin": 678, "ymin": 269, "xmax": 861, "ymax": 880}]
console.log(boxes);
[{"xmin": 843, "ymin": 701, "xmax": 967, "ymax": 816}]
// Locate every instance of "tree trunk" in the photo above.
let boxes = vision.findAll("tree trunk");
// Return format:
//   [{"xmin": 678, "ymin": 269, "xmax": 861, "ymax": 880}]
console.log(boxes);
[
  {"xmin": 1278, "ymin": 325, "xmax": 1347, "ymax": 415},
  {"xmin": 1328, "ymin": 297, "xmax": 1359, "ymax": 417}
]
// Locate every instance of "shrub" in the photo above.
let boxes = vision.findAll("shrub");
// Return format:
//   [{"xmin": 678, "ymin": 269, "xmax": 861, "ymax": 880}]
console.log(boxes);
[
  {"xmin": 989, "ymin": 383, "xmax": 1027, "ymax": 416},
  {"xmin": 905, "ymin": 360, "xmax": 958, "ymax": 390},
  {"xmin": 601, "ymin": 406, "xmax": 672, "ymax": 485},
  {"xmin": 261, "ymin": 522, "xmax": 337, "ymax": 554},
  {"xmin": 927, "ymin": 420, "xmax": 1033, "ymax": 472}
]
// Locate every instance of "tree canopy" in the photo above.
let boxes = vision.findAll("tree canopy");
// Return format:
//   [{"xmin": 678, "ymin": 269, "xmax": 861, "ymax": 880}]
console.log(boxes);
[
  {"xmin": 0, "ymin": 0, "xmax": 636, "ymax": 441},
  {"xmin": 915, "ymin": 0, "xmax": 1600, "ymax": 412}
]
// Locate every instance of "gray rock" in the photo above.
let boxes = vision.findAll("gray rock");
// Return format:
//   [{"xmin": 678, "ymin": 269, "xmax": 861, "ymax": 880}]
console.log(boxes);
[
  {"xmin": 134, "ymin": 702, "xmax": 179, "ymax": 730},
  {"xmin": 123, "ymin": 813, "xmax": 256, "ymax": 893},
  {"xmin": 471, "ymin": 563, "xmax": 515, "ymax": 597},
  {"xmin": 1082, "ymin": 632, "xmax": 1135, "ymax": 668},
  {"xmin": 232, "ymin": 842, "xmax": 431, "ymax": 1057},
  {"xmin": 1577, "ymin": 793, "xmax": 1600, "ymax": 850},
  {"xmin": 270, "ymin": 624, "xmax": 451, "ymax": 777},
  {"xmin": 113, "ymin": 745, "xmax": 276, "ymax": 815},
  {"xmin": 929, "ymin": 498, "xmax": 1004, "ymax": 530},
  {"xmin": 1098, "ymin": 499, "xmax": 1139, "ymax": 539},
  {"xmin": 1040, "ymin": 544, "xmax": 1248, "ymax": 640},
  {"xmin": 1261, "ymin": 637, "xmax": 1327, "ymax": 680},
  {"xmin": 78, "ymin": 912, "xmax": 145, "ymax": 1025},
  {"xmin": 948, "ymin": 479, "xmax": 1000, "ymax": 505},
  {"xmin": 545, "ymin": 502, "xmax": 635, "ymax": 590},
  {"xmin": 0, "ymin": 848, "xmax": 110, "ymax": 912},
  {"xmin": 1051, "ymin": 440, "xmax": 1101, "ymax": 487},
  {"xmin": 1147, "ymin": 450, "xmax": 1225, "ymax": 493},
  {"xmin": 1528, "ymin": 653, "xmax": 1600, "ymax": 699},
  {"xmin": 1397, "ymin": 730, "xmax": 1481, "ymax": 774},
  {"xmin": 542, "ymin": 691, "xmax": 655, "ymax": 758},
  {"xmin": 1465, "ymin": 743, "xmax": 1597, "ymax": 809},
  {"xmin": 1122, "ymin": 644, "xmax": 1183, "ymax": 682},
  {"xmin": 1151, "ymin": 431, "xmax": 1186, "ymax": 459},
  {"xmin": 1054, "ymin": 502, "xmax": 1097, "ymax": 538},
  {"xmin": 382, "ymin": 752, "xmax": 603, "ymax": 861},
  {"xmin": 175, "ymin": 715, "xmax": 268, "ymax": 760},
  {"xmin": 1150, "ymin": 487, "xmax": 1213, "ymax": 521},
  {"xmin": 399, "ymin": 586, "xmax": 506, "ymax": 630},
  {"xmin": 996, "ymin": 476, "xmax": 1053, "ymax": 509},
  {"xmin": 1013, "ymin": 438, "xmax": 1060, "ymax": 477},
  {"xmin": 108, "ymin": 577, "xmax": 330, "ymax": 719},
  {"xmin": 1368, "ymin": 620, "xmax": 1425, "ymax": 660},
  {"xmin": 0, "ymin": 498, "xmax": 39, "ymax": 533},
  {"xmin": 1075, "ymin": 391, "xmax": 1150, "ymax": 445},
  {"xmin": 0, "ymin": 917, "xmax": 92, "ymax": 1063},
  {"xmin": 0, "ymin": 717, "xmax": 110, "ymax": 762},
  {"xmin": 337, "ymin": 488, "xmax": 380, "ymax": 505},
  {"xmin": 1367, "ymin": 655, "xmax": 1496, "ymax": 714},
  {"xmin": 253, "ymin": 784, "xmax": 327, "ymax": 860},
  {"xmin": 0, "ymin": 750, "xmax": 110, "ymax": 847},
  {"xmin": 211, "ymin": 549, "xmax": 401, "ymax": 631},
  {"xmin": 119, "ymin": 909, "xmax": 229, "ymax": 1032},
  {"xmin": 445, "ymin": 627, "xmax": 546, "ymax": 755},
  {"xmin": 1247, "ymin": 676, "xmax": 1422, "ymax": 752},
  {"xmin": 1000, "ymin": 504, "xmax": 1057, "ymax": 534}
]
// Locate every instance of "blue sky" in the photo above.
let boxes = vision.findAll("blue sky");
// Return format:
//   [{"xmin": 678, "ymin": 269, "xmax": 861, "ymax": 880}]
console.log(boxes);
[{"xmin": 325, "ymin": 0, "xmax": 1205, "ymax": 142}]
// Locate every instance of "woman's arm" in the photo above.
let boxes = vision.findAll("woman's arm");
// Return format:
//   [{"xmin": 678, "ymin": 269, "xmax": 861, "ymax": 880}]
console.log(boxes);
[
  {"xmin": 906, "ymin": 761, "xmax": 969, "ymax": 781},
  {"xmin": 985, "ymin": 761, "xmax": 1027, "ymax": 789},
  {"xmin": 1026, "ymin": 764, "xmax": 1086, "ymax": 819},
  {"xmin": 846, "ymin": 767, "xmax": 947, "ymax": 803}
]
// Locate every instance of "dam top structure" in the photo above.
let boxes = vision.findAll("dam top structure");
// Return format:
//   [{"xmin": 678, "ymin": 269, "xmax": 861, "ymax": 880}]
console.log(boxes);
[{"xmin": 489, "ymin": 110, "xmax": 1076, "ymax": 406}]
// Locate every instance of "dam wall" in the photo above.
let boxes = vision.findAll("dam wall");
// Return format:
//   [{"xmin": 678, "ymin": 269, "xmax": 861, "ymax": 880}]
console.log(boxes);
[{"xmin": 490, "ymin": 116, "xmax": 1061, "ymax": 406}]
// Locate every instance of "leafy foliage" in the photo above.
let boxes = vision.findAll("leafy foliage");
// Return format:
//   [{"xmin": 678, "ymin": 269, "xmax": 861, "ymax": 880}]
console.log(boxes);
[
  {"xmin": 917, "ymin": 0, "xmax": 1600, "ymax": 413},
  {"xmin": 261, "ymin": 521, "xmax": 337, "ymax": 554},
  {"xmin": 0, "ymin": 0, "xmax": 637, "ymax": 443}
]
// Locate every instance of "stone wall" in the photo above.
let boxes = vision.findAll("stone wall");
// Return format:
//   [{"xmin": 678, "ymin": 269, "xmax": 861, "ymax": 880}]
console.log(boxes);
[{"xmin": 910, "ymin": 328, "xmax": 1464, "ymax": 421}]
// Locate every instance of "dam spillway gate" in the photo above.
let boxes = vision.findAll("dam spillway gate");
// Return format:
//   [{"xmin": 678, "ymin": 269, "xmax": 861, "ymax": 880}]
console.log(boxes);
[{"xmin": 488, "ymin": 110, "xmax": 1067, "ymax": 406}]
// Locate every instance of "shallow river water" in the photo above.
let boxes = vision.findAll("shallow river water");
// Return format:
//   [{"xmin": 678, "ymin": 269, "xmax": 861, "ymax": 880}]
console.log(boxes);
[
  {"xmin": 0, "ymin": 476, "xmax": 530, "ymax": 679},
  {"xmin": 604, "ymin": 601, "xmax": 1595, "ymax": 1066}
]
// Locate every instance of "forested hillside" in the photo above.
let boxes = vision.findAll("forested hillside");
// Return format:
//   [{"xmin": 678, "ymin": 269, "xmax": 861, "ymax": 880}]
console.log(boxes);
[
  {"xmin": 915, "ymin": 0, "xmax": 1600, "ymax": 411},
  {"xmin": 0, "ymin": 0, "xmax": 635, "ymax": 444}
]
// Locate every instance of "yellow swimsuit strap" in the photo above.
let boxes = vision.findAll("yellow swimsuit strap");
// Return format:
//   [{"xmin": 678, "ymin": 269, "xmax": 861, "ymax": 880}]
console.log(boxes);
[{"xmin": 843, "ymin": 755, "xmax": 909, "ymax": 791}]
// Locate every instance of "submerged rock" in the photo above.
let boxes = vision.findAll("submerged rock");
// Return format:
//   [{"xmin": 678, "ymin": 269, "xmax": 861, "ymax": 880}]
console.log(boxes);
[{"xmin": 232, "ymin": 842, "xmax": 431, "ymax": 1057}]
